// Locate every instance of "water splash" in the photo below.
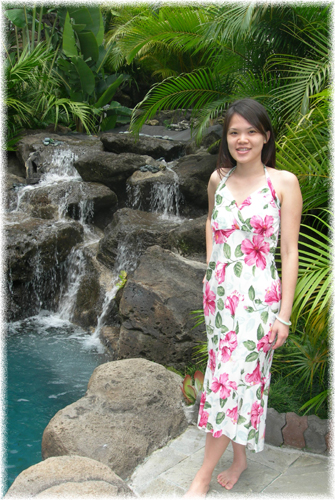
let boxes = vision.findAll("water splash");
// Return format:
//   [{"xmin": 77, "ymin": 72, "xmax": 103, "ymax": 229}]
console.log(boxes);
[{"xmin": 58, "ymin": 248, "xmax": 86, "ymax": 321}]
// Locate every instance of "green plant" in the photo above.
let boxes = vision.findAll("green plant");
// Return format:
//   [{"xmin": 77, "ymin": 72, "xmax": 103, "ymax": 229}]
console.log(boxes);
[
  {"xmin": 115, "ymin": 270, "xmax": 127, "ymax": 290},
  {"xmin": 180, "ymin": 371, "xmax": 204, "ymax": 405}
]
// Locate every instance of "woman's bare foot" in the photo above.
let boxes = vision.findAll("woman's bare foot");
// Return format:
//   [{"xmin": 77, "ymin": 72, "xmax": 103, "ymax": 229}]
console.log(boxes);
[
  {"xmin": 217, "ymin": 458, "xmax": 247, "ymax": 490},
  {"xmin": 183, "ymin": 469, "xmax": 211, "ymax": 498}
]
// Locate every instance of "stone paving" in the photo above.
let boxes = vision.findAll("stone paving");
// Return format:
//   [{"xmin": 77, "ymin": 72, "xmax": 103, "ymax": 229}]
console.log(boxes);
[{"xmin": 128, "ymin": 426, "xmax": 332, "ymax": 498}]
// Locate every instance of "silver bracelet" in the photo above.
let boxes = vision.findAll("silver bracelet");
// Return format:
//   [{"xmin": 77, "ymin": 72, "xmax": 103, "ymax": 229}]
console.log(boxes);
[{"xmin": 275, "ymin": 315, "xmax": 292, "ymax": 326}]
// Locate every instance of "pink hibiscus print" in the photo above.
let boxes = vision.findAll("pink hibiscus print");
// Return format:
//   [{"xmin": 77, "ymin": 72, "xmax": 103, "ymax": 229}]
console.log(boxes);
[
  {"xmin": 199, "ymin": 392, "xmax": 206, "ymax": 416},
  {"xmin": 241, "ymin": 234, "xmax": 270, "ymax": 270},
  {"xmin": 257, "ymin": 333, "xmax": 272, "ymax": 353},
  {"xmin": 219, "ymin": 330, "xmax": 238, "ymax": 362},
  {"xmin": 250, "ymin": 215, "xmax": 274, "ymax": 237},
  {"xmin": 199, "ymin": 410, "xmax": 209, "ymax": 428},
  {"xmin": 250, "ymin": 401, "xmax": 264, "ymax": 429},
  {"xmin": 208, "ymin": 349, "xmax": 216, "ymax": 373},
  {"xmin": 225, "ymin": 291, "xmax": 244, "ymax": 317},
  {"xmin": 211, "ymin": 373, "xmax": 237, "ymax": 400},
  {"xmin": 213, "ymin": 220, "xmax": 239, "ymax": 244},
  {"xmin": 215, "ymin": 261, "xmax": 228, "ymax": 284},
  {"xmin": 239, "ymin": 196, "xmax": 252, "ymax": 209},
  {"xmin": 267, "ymin": 177, "xmax": 277, "ymax": 202},
  {"xmin": 245, "ymin": 362, "xmax": 261, "ymax": 385},
  {"xmin": 203, "ymin": 282, "xmax": 216, "ymax": 317},
  {"xmin": 226, "ymin": 406, "xmax": 238, "ymax": 424},
  {"xmin": 213, "ymin": 430, "xmax": 223, "ymax": 438},
  {"xmin": 265, "ymin": 279, "xmax": 281, "ymax": 305}
]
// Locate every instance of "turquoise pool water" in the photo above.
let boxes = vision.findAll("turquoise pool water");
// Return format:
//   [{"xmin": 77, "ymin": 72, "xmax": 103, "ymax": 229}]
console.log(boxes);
[{"xmin": 5, "ymin": 312, "xmax": 108, "ymax": 493}]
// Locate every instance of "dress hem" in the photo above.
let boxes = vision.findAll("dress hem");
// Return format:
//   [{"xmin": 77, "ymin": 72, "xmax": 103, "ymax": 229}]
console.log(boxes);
[{"xmin": 196, "ymin": 424, "xmax": 265, "ymax": 453}]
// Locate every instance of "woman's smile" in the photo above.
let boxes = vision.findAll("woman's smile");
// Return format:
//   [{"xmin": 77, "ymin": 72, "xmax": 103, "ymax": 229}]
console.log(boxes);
[{"xmin": 227, "ymin": 114, "xmax": 268, "ymax": 164}]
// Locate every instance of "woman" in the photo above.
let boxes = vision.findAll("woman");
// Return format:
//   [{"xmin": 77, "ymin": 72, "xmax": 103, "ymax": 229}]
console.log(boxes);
[{"xmin": 185, "ymin": 99, "xmax": 302, "ymax": 496}]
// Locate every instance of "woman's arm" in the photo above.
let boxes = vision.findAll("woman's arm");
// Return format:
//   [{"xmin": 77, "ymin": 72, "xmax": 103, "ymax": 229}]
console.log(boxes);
[{"xmin": 270, "ymin": 171, "xmax": 303, "ymax": 349}]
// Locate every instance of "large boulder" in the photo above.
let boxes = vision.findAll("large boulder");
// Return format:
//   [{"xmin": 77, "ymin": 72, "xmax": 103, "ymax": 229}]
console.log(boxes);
[
  {"xmin": 118, "ymin": 245, "xmax": 206, "ymax": 369},
  {"xmin": 15, "ymin": 133, "xmax": 103, "ymax": 182},
  {"xmin": 13, "ymin": 180, "xmax": 118, "ymax": 228},
  {"xmin": 101, "ymin": 132, "xmax": 187, "ymax": 161},
  {"xmin": 5, "ymin": 213, "xmax": 84, "ymax": 321},
  {"xmin": 41, "ymin": 359, "xmax": 187, "ymax": 479},
  {"xmin": 175, "ymin": 152, "xmax": 218, "ymax": 209},
  {"xmin": 126, "ymin": 167, "xmax": 178, "ymax": 212},
  {"xmin": 74, "ymin": 151, "xmax": 155, "ymax": 203},
  {"xmin": 5, "ymin": 455, "xmax": 134, "ymax": 498},
  {"xmin": 167, "ymin": 215, "xmax": 207, "ymax": 260},
  {"xmin": 97, "ymin": 207, "xmax": 181, "ymax": 271}
]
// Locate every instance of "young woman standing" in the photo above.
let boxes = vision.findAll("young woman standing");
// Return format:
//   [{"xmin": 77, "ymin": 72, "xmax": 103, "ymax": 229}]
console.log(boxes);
[{"xmin": 185, "ymin": 99, "xmax": 302, "ymax": 496}]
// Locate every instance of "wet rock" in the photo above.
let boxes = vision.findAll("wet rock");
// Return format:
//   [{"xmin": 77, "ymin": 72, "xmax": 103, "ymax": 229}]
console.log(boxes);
[
  {"xmin": 167, "ymin": 215, "xmax": 207, "ymax": 260},
  {"xmin": 175, "ymin": 152, "xmax": 218, "ymax": 209},
  {"xmin": 41, "ymin": 359, "xmax": 187, "ymax": 479},
  {"xmin": 5, "ymin": 455, "xmax": 134, "ymax": 497},
  {"xmin": 73, "ymin": 150, "xmax": 154, "ymax": 204},
  {"xmin": 99, "ymin": 325, "xmax": 121, "ymax": 358},
  {"xmin": 5, "ymin": 214, "xmax": 84, "ymax": 321},
  {"xmin": 15, "ymin": 133, "xmax": 103, "ymax": 182},
  {"xmin": 126, "ymin": 168, "xmax": 178, "ymax": 211},
  {"xmin": 101, "ymin": 132, "xmax": 187, "ymax": 161},
  {"xmin": 15, "ymin": 180, "xmax": 118, "ymax": 228},
  {"xmin": 97, "ymin": 208, "xmax": 181, "ymax": 271},
  {"xmin": 200, "ymin": 129, "xmax": 221, "ymax": 154},
  {"xmin": 118, "ymin": 245, "xmax": 206, "ymax": 369}
]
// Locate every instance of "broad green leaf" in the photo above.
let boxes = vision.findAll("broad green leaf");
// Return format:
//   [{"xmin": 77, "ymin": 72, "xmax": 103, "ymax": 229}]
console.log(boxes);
[
  {"xmin": 255, "ymin": 431, "xmax": 259, "ymax": 444},
  {"xmin": 235, "ymin": 321, "xmax": 239, "ymax": 334},
  {"xmin": 221, "ymin": 325, "xmax": 229, "ymax": 334},
  {"xmin": 245, "ymin": 306, "xmax": 254, "ymax": 313},
  {"xmin": 237, "ymin": 415, "xmax": 247, "ymax": 424},
  {"xmin": 216, "ymin": 194, "xmax": 223, "ymax": 204},
  {"xmin": 217, "ymin": 286, "xmax": 225, "ymax": 296},
  {"xmin": 204, "ymin": 401, "xmax": 212, "ymax": 409},
  {"xmin": 248, "ymin": 428, "xmax": 256, "ymax": 440},
  {"xmin": 234, "ymin": 261, "xmax": 243, "ymax": 277},
  {"xmin": 206, "ymin": 422, "xmax": 213, "ymax": 431},
  {"xmin": 217, "ymin": 298, "xmax": 224, "ymax": 310},
  {"xmin": 223, "ymin": 243, "xmax": 231, "ymax": 259},
  {"xmin": 256, "ymin": 387, "xmax": 262, "ymax": 399},
  {"xmin": 261, "ymin": 311, "xmax": 269, "ymax": 324},
  {"xmin": 215, "ymin": 312, "xmax": 222, "ymax": 328},
  {"xmin": 78, "ymin": 30, "xmax": 99, "ymax": 62},
  {"xmin": 209, "ymin": 261, "xmax": 216, "ymax": 270},
  {"xmin": 257, "ymin": 323, "xmax": 265, "ymax": 340},
  {"xmin": 270, "ymin": 263, "xmax": 276, "ymax": 279},
  {"xmin": 248, "ymin": 286, "xmax": 255, "ymax": 300},
  {"xmin": 216, "ymin": 412, "xmax": 225, "ymax": 424},
  {"xmin": 213, "ymin": 335, "xmax": 218, "ymax": 344},
  {"xmin": 252, "ymin": 265, "xmax": 256, "ymax": 276},
  {"xmin": 234, "ymin": 244, "xmax": 243, "ymax": 257},
  {"xmin": 72, "ymin": 56, "xmax": 95, "ymax": 95},
  {"xmin": 243, "ymin": 340, "xmax": 256, "ymax": 351},
  {"xmin": 100, "ymin": 115, "xmax": 117, "ymax": 131},
  {"xmin": 63, "ymin": 12, "xmax": 78, "ymax": 58},
  {"xmin": 220, "ymin": 398, "xmax": 227, "ymax": 408},
  {"xmin": 206, "ymin": 269, "xmax": 212, "ymax": 281},
  {"xmin": 237, "ymin": 211, "xmax": 245, "ymax": 223},
  {"xmin": 5, "ymin": 8, "xmax": 28, "ymax": 28},
  {"xmin": 95, "ymin": 74, "xmax": 124, "ymax": 108},
  {"xmin": 246, "ymin": 352, "xmax": 259, "ymax": 362}
]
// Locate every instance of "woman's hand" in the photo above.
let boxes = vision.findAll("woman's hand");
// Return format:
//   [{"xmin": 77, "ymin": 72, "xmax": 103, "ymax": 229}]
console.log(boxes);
[{"xmin": 269, "ymin": 319, "xmax": 289, "ymax": 349}]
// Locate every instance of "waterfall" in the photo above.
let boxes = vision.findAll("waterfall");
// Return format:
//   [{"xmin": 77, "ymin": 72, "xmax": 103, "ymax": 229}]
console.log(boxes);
[
  {"xmin": 126, "ymin": 183, "xmax": 142, "ymax": 210},
  {"xmin": 57, "ymin": 247, "xmax": 87, "ymax": 321}
]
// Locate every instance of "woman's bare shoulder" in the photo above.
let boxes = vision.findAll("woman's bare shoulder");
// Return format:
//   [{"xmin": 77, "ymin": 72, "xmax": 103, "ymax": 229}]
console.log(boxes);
[
  {"xmin": 267, "ymin": 168, "xmax": 300, "ymax": 202},
  {"xmin": 209, "ymin": 168, "xmax": 230, "ymax": 189},
  {"xmin": 268, "ymin": 168, "xmax": 299, "ymax": 184}
]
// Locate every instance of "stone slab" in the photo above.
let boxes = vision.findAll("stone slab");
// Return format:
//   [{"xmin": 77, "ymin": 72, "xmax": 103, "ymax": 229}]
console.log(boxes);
[
  {"xmin": 168, "ymin": 426, "xmax": 206, "ymax": 455},
  {"xmin": 304, "ymin": 415, "xmax": 328, "ymax": 453},
  {"xmin": 263, "ymin": 456, "xmax": 331, "ymax": 495},
  {"xmin": 245, "ymin": 443, "xmax": 303, "ymax": 473},
  {"xmin": 130, "ymin": 476, "xmax": 185, "ymax": 497},
  {"xmin": 129, "ymin": 446, "xmax": 187, "ymax": 491}
]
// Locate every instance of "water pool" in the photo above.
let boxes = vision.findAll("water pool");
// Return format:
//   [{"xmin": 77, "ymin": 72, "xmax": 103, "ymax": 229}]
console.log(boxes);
[{"xmin": 5, "ymin": 312, "xmax": 108, "ymax": 493}]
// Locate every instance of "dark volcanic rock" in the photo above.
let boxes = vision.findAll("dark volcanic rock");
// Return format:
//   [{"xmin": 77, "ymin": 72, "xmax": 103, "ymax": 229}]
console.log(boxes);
[
  {"xmin": 175, "ymin": 152, "xmax": 218, "ymax": 209},
  {"xmin": 101, "ymin": 133, "xmax": 187, "ymax": 161},
  {"xmin": 15, "ymin": 180, "xmax": 118, "ymax": 228},
  {"xmin": 168, "ymin": 215, "xmax": 207, "ymax": 260},
  {"xmin": 5, "ymin": 214, "xmax": 84, "ymax": 321},
  {"xmin": 97, "ymin": 208, "xmax": 181, "ymax": 271},
  {"xmin": 118, "ymin": 245, "xmax": 206, "ymax": 369}
]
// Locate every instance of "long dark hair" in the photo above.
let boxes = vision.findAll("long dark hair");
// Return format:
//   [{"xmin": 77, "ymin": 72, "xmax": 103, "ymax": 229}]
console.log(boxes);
[{"xmin": 217, "ymin": 99, "xmax": 276, "ymax": 172}]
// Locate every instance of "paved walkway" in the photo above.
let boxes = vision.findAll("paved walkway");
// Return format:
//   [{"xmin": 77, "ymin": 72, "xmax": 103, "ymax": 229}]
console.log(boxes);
[{"xmin": 128, "ymin": 426, "xmax": 332, "ymax": 497}]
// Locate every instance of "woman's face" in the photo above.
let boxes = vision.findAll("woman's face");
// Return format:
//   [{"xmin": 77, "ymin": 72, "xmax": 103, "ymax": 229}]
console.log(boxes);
[{"xmin": 226, "ymin": 113, "xmax": 270, "ymax": 165}]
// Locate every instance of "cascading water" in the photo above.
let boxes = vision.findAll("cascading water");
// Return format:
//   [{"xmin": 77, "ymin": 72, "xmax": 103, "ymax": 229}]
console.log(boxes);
[{"xmin": 5, "ymin": 148, "xmax": 119, "ymax": 492}]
